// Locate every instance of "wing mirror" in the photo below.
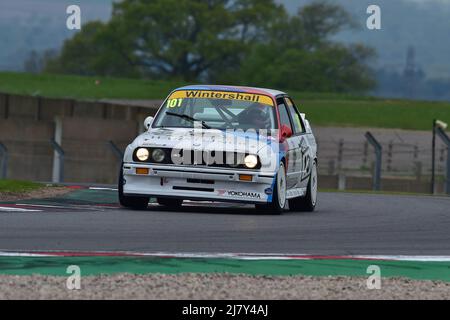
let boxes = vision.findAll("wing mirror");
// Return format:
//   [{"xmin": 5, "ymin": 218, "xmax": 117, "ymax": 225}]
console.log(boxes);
[
  {"xmin": 280, "ymin": 124, "xmax": 293, "ymax": 142},
  {"xmin": 144, "ymin": 116, "xmax": 154, "ymax": 131}
]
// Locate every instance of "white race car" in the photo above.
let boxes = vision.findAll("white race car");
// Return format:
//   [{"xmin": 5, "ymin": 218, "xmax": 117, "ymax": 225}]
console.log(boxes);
[{"xmin": 119, "ymin": 85, "xmax": 318, "ymax": 214}]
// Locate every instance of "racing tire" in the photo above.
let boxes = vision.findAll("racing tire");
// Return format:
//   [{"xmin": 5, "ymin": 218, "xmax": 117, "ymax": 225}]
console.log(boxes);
[
  {"xmin": 255, "ymin": 162, "xmax": 287, "ymax": 215},
  {"xmin": 289, "ymin": 160, "xmax": 317, "ymax": 212},
  {"xmin": 118, "ymin": 164, "xmax": 150, "ymax": 210},
  {"xmin": 157, "ymin": 197, "xmax": 183, "ymax": 209}
]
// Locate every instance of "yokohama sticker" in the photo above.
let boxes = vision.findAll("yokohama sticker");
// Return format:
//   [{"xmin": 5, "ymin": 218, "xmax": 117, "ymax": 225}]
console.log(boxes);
[{"xmin": 218, "ymin": 190, "xmax": 262, "ymax": 199}]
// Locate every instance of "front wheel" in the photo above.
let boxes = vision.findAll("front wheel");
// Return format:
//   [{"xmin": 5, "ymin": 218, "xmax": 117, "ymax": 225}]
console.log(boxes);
[
  {"xmin": 290, "ymin": 160, "xmax": 317, "ymax": 212},
  {"xmin": 255, "ymin": 162, "xmax": 287, "ymax": 215},
  {"xmin": 118, "ymin": 165, "xmax": 149, "ymax": 210}
]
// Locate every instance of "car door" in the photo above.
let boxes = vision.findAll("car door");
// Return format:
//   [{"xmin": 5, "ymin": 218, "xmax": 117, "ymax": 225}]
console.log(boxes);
[
  {"xmin": 276, "ymin": 97, "xmax": 301, "ymax": 189},
  {"xmin": 284, "ymin": 96, "xmax": 312, "ymax": 188}
]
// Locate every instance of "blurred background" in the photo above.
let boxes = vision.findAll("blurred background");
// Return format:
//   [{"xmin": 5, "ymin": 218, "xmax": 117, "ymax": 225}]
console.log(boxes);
[
  {"xmin": 3, "ymin": 0, "xmax": 450, "ymax": 101},
  {"xmin": 0, "ymin": 0, "xmax": 449, "ymax": 193}
]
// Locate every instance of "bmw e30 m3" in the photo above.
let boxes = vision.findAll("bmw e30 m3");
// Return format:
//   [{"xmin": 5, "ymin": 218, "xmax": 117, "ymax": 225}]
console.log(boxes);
[{"xmin": 119, "ymin": 85, "xmax": 318, "ymax": 214}]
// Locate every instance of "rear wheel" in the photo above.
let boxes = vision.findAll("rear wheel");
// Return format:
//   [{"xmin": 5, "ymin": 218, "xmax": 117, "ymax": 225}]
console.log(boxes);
[
  {"xmin": 255, "ymin": 162, "xmax": 287, "ymax": 215},
  {"xmin": 118, "ymin": 165, "xmax": 149, "ymax": 210},
  {"xmin": 157, "ymin": 197, "xmax": 183, "ymax": 209},
  {"xmin": 290, "ymin": 160, "xmax": 317, "ymax": 212}
]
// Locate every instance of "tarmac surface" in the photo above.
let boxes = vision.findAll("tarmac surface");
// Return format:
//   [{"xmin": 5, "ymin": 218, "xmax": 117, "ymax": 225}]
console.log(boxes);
[{"xmin": 1, "ymin": 190, "xmax": 450, "ymax": 255}]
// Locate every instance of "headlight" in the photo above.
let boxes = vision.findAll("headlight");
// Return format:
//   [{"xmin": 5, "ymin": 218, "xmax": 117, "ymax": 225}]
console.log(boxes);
[
  {"xmin": 152, "ymin": 148, "xmax": 166, "ymax": 163},
  {"xmin": 244, "ymin": 154, "xmax": 258, "ymax": 169},
  {"xmin": 136, "ymin": 148, "xmax": 149, "ymax": 161}
]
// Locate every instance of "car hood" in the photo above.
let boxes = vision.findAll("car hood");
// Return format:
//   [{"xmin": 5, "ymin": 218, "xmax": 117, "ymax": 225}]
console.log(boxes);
[{"xmin": 130, "ymin": 127, "xmax": 277, "ymax": 154}]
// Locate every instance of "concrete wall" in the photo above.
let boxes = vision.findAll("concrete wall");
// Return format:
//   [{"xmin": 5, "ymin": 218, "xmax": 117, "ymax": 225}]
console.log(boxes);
[
  {"xmin": 0, "ymin": 92, "xmax": 155, "ymax": 184},
  {"xmin": 0, "ymin": 119, "xmax": 54, "ymax": 181},
  {"xmin": 60, "ymin": 118, "xmax": 139, "ymax": 184},
  {"xmin": 0, "ymin": 92, "xmax": 160, "ymax": 122}
]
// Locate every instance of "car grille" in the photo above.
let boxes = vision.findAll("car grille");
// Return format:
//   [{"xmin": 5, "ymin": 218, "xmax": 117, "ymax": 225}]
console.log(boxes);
[{"xmin": 133, "ymin": 147, "xmax": 261, "ymax": 169}]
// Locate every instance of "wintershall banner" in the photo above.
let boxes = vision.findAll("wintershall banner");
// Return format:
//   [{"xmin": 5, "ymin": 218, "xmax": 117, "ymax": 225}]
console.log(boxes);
[{"xmin": 169, "ymin": 90, "xmax": 275, "ymax": 106}]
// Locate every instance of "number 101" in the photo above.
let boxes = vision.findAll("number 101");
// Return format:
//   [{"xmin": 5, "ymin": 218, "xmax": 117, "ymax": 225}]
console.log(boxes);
[{"xmin": 167, "ymin": 98, "xmax": 183, "ymax": 108}]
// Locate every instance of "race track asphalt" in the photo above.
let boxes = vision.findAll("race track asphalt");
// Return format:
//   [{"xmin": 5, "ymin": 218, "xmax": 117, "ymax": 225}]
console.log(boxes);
[{"xmin": 1, "ymin": 192, "xmax": 450, "ymax": 255}]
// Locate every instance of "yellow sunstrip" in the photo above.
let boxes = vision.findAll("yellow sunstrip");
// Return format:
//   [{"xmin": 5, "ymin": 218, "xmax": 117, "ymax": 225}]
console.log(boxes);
[{"xmin": 168, "ymin": 90, "xmax": 274, "ymax": 107}]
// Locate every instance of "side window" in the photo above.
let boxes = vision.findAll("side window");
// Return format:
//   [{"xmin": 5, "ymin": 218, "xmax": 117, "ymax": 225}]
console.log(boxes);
[
  {"xmin": 277, "ymin": 98, "xmax": 293, "ymax": 131},
  {"xmin": 285, "ymin": 97, "xmax": 305, "ymax": 134}
]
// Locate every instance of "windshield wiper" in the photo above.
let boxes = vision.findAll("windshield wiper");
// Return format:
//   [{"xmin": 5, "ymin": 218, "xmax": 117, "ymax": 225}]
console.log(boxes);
[{"xmin": 165, "ymin": 111, "xmax": 211, "ymax": 129}]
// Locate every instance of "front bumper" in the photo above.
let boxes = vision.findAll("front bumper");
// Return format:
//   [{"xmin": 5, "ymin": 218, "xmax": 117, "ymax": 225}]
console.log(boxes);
[{"xmin": 122, "ymin": 163, "xmax": 276, "ymax": 204}]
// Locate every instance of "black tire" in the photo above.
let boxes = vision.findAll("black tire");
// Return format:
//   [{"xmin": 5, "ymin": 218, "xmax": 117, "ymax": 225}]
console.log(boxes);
[
  {"xmin": 118, "ymin": 165, "xmax": 149, "ymax": 210},
  {"xmin": 289, "ymin": 161, "xmax": 317, "ymax": 212},
  {"xmin": 157, "ymin": 197, "xmax": 183, "ymax": 209},
  {"xmin": 255, "ymin": 162, "xmax": 286, "ymax": 215}
]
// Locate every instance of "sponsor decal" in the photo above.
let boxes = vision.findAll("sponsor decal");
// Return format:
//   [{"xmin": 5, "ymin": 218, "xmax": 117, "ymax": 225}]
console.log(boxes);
[
  {"xmin": 169, "ymin": 90, "xmax": 274, "ymax": 107},
  {"xmin": 264, "ymin": 188, "xmax": 273, "ymax": 195},
  {"xmin": 218, "ymin": 189, "xmax": 262, "ymax": 199}
]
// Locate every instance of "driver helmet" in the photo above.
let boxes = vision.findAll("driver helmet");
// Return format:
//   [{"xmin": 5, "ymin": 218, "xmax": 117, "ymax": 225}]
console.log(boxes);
[{"xmin": 245, "ymin": 104, "xmax": 270, "ymax": 129}]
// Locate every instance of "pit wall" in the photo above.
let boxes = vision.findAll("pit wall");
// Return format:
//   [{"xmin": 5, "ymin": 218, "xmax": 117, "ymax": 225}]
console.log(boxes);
[{"xmin": 0, "ymin": 92, "xmax": 158, "ymax": 184}]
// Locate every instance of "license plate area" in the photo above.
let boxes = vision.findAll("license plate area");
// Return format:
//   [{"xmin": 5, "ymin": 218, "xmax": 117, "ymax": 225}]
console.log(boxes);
[{"xmin": 186, "ymin": 178, "xmax": 215, "ymax": 185}]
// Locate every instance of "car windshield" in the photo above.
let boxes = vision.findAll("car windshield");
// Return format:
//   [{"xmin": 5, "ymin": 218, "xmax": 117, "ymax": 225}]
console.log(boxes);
[{"xmin": 153, "ymin": 90, "xmax": 276, "ymax": 131}]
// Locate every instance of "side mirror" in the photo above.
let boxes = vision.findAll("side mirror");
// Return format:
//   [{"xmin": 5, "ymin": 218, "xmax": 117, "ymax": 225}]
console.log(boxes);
[
  {"xmin": 144, "ymin": 116, "xmax": 154, "ymax": 131},
  {"xmin": 280, "ymin": 124, "xmax": 293, "ymax": 142}
]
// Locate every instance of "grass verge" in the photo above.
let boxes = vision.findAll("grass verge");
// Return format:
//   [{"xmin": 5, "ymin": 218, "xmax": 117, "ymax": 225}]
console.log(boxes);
[
  {"xmin": 0, "ymin": 180, "xmax": 42, "ymax": 193},
  {"xmin": 0, "ymin": 72, "xmax": 185, "ymax": 100}
]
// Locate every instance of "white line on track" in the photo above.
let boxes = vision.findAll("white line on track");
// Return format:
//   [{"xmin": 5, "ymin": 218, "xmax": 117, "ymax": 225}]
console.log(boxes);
[
  {"xmin": 16, "ymin": 204, "xmax": 69, "ymax": 209},
  {"xmin": 0, "ymin": 206, "xmax": 41, "ymax": 212},
  {"xmin": 15, "ymin": 203, "xmax": 116, "ymax": 211},
  {"xmin": 1, "ymin": 251, "xmax": 450, "ymax": 262},
  {"xmin": 0, "ymin": 252, "xmax": 52, "ymax": 257},
  {"xmin": 353, "ymin": 255, "xmax": 450, "ymax": 262},
  {"xmin": 89, "ymin": 187, "xmax": 118, "ymax": 191}
]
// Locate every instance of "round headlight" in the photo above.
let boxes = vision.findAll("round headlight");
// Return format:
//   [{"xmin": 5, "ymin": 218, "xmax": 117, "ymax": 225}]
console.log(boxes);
[
  {"xmin": 152, "ymin": 148, "xmax": 166, "ymax": 163},
  {"xmin": 136, "ymin": 148, "xmax": 149, "ymax": 161},
  {"xmin": 244, "ymin": 154, "xmax": 258, "ymax": 169}
]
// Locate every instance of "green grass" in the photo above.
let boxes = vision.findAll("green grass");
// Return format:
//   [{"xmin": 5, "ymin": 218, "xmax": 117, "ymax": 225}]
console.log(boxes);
[
  {"xmin": 295, "ymin": 98, "xmax": 450, "ymax": 131},
  {"xmin": 0, "ymin": 180, "xmax": 43, "ymax": 193},
  {"xmin": 1, "ymin": 72, "xmax": 450, "ymax": 130},
  {"xmin": 0, "ymin": 72, "xmax": 185, "ymax": 100}
]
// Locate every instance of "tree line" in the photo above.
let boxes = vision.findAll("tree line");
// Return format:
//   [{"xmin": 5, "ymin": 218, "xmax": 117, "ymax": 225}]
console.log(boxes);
[{"xmin": 42, "ymin": 0, "xmax": 376, "ymax": 93}]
